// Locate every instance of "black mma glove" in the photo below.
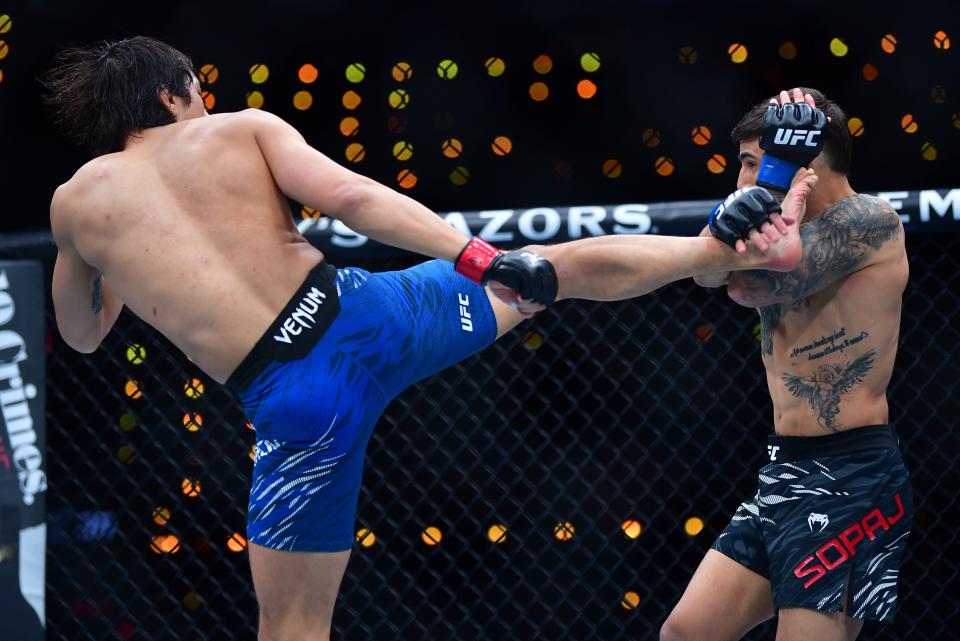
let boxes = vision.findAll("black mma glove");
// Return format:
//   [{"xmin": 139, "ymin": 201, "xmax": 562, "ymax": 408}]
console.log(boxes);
[
  {"xmin": 454, "ymin": 237, "xmax": 558, "ymax": 305},
  {"xmin": 757, "ymin": 100, "xmax": 827, "ymax": 192},
  {"xmin": 708, "ymin": 186, "xmax": 782, "ymax": 250}
]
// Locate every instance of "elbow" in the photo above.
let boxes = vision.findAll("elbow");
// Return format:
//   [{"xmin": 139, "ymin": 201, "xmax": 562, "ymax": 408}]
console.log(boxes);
[
  {"xmin": 726, "ymin": 282, "xmax": 767, "ymax": 308},
  {"xmin": 329, "ymin": 179, "xmax": 380, "ymax": 221},
  {"xmin": 55, "ymin": 316, "xmax": 101, "ymax": 354}
]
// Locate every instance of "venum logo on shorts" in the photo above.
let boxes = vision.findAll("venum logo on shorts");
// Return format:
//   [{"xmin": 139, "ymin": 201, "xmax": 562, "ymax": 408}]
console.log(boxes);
[
  {"xmin": 793, "ymin": 492, "xmax": 906, "ymax": 589},
  {"xmin": 273, "ymin": 286, "xmax": 328, "ymax": 344},
  {"xmin": 807, "ymin": 512, "xmax": 830, "ymax": 533},
  {"xmin": 773, "ymin": 128, "xmax": 822, "ymax": 148},
  {"xmin": 458, "ymin": 293, "xmax": 473, "ymax": 332}
]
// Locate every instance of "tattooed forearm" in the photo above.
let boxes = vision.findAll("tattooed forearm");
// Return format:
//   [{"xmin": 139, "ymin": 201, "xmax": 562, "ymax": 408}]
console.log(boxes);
[
  {"xmin": 782, "ymin": 350, "xmax": 876, "ymax": 432},
  {"xmin": 732, "ymin": 195, "xmax": 902, "ymax": 303},
  {"xmin": 91, "ymin": 276, "xmax": 103, "ymax": 314}
]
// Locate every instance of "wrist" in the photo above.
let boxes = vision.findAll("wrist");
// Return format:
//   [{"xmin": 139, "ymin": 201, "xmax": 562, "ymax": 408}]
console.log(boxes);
[
  {"xmin": 756, "ymin": 155, "xmax": 799, "ymax": 193},
  {"xmin": 454, "ymin": 237, "xmax": 501, "ymax": 283}
]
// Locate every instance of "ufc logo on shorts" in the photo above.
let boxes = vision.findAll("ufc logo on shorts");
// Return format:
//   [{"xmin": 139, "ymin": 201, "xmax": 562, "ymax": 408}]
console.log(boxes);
[
  {"xmin": 767, "ymin": 445, "xmax": 780, "ymax": 461},
  {"xmin": 458, "ymin": 293, "xmax": 473, "ymax": 332},
  {"xmin": 774, "ymin": 128, "xmax": 822, "ymax": 147}
]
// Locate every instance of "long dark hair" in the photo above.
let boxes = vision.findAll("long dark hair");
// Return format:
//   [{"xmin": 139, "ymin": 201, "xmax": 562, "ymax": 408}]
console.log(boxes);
[
  {"xmin": 41, "ymin": 36, "xmax": 195, "ymax": 156},
  {"xmin": 731, "ymin": 87, "xmax": 852, "ymax": 176}
]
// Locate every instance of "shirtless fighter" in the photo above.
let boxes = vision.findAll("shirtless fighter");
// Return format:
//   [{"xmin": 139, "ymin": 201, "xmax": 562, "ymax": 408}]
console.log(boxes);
[
  {"xmin": 44, "ymin": 38, "xmax": 812, "ymax": 641},
  {"xmin": 661, "ymin": 88, "xmax": 911, "ymax": 641}
]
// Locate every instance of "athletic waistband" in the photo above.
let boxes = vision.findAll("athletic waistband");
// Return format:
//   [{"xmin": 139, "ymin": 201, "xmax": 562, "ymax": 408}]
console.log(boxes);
[
  {"xmin": 766, "ymin": 425, "xmax": 899, "ymax": 463},
  {"xmin": 226, "ymin": 261, "xmax": 340, "ymax": 394}
]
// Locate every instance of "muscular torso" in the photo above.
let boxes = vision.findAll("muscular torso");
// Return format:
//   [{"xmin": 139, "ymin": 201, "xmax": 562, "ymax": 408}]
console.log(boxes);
[
  {"xmin": 61, "ymin": 114, "xmax": 324, "ymax": 382},
  {"xmin": 757, "ymin": 195, "xmax": 908, "ymax": 436}
]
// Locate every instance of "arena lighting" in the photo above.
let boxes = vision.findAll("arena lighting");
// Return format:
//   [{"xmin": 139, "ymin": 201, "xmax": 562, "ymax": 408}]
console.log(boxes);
[
  {"xmin": 182, "ymin": 412, "xmax": 202, "ymax": 432},
  {"xmin": 862, "ymin": 63, "xmax": 879, "ymax": 81},
  {"xmin": 421, "ymin": 526, "xmax": 442, "ymax": 545},
  {"xmin": 487, "ymin": 524, "xmax": 507, "ymax": 543},
  {"xmin": 576, "ymin": 79, "xmax": 597, "ymax": 99},
  {"xmin": 184, "ymin": 377, "xmax": 204, "ymax": 399},
  {"xmin": 655, "ymin": 156, "xmax": 675, "ymax": 177},
  {"xmin": 339, "ymin": 116, "xmax": 359, "ymax": 137},
  {"xmin": 830, "ymin": 37, "xmax": 849, "ymax": 57},
  {"xmin": 437, "ymin": 59, "xmax": 458, "ymax": 79},
  {"xmin": 248, "ymin": 63, "xmax": 269, "ymax": 84},
  {"xmin": 292, "ymin": 90, "xmax": 312, "ymax": 111},
  {"xmin": 391, "ymin": 61, "xmax": 412, "ymax": 81},
  {"xmin": 342, "ymin": 90, "xmax": 361, "ymax": 110},
  {"xmin": 392, "ymin": 141, "xmax": 413, "ymax": 161},
  {"xmin": 579, "ymin": 52, "xmax": 600, "ymax": 72},
  {"xmin": 621, "ymin": 592, "xmax": 640, "ymax": 610},
  {"xmin": 245, "ymin": 91, "xmax": 264, "ymax": 109},
  {"xmin": 355, "ymin": 528, "xmax": 376, "ymax": 547},
  {"xmin": 532, "ymin": 54, "xmax": 553, "ymax": 74},
  {"xmin": 779, "ymin": 41, "xmax": 797, "ymax": 60},
  {"xmin": 602, "ymin": 159, "xmax": 622, "ymax": 179},
  {"xmin": 152, "ymin": 507, "xmax": 171, "ymax": 526},
  {"xmin": 529, "ymin": 81, "xmax": 549, "ymax": 101},
  {"xmin": 554, "ymin": 521, "xmax": 575, "ymax": 541},
  {"xmin": 197, "ymin": 63, "xmax": 218, "ymax": 84},
  {"xmin": 124, "ymin": 379, "xmax": 143, "ymax": 399},
  {"xmin": 441, "ymin": 138, "xmax": 463, "ymax": 158},
  {"xmin": 344, "ymin": 142, "xmax": 365, "ymax": 163},
  {"xmin": 397, "ymin": 168, "xmax": 417, "ymax": 189},
  {"xmin": 491, "ymin": 136, "xmax": 512, "ymax": 156},
  {"xmin": 848, "ymin": 117, "xmax": 865, "ymax": 137},
  {"xmin": 118, "ymin": 412, "xmax": 136, "ymax": 431},
  {"xmin": 298, "ymin": 63, "xmax": 318, "ymax": 83},
  {"xmin": 901, "ymin": 114, "xmax": 918, "ymax": 134},
  {"xmin": 684, "ymin": 517, "xmax": 704, "ymax": 536},
  {"xmin": 707, "ymin": 154, "xmax": 727, "ymax": 174},
  {"xmin": 621, "ymin": 519, "xmax": 642, "ymax": 539},
  {"xmin": 345, "ymin": 62, "xmax": 365, "ymax": 83},
  {"xmin": 642, "ymin": 128, "xmax": 661, "ymax": 148},
  {"xmin": 690, "ymin": 125, "xmax": 711, "ymax": 146},
  {"xmin": 881, "ymin": 34, "xmax": 897, "ymax": 54},
  {"xmin": 484, "ymin": 56, "xmax": 505, "ymax": 76},
  {"xmin": 727, "ymin": 42, "xmax": 747, "ymax": 63}
]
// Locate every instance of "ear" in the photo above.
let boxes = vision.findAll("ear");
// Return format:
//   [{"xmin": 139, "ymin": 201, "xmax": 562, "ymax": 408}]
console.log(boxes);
[{"xmin": 158, "ymin": 86, "xmax": 177, "ymax": 116}]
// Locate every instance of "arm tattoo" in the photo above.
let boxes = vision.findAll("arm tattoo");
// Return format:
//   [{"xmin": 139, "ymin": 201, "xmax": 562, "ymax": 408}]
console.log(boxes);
[
  {"xmin": 782, "ymin": 350, "xmax": 876, "ymax": 432},
  {"xmin": 91, "ymin": 276, "xmax": 103, "ymax": 314},
  {"xmin": 737, "ymin": 195, "xmax": 901, "ymax": 302}
]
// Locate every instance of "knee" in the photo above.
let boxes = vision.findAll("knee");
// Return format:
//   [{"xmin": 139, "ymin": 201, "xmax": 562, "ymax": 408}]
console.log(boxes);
[{"xmin": 258, "ymin": 612, "xmax": 331, "ymax": 641}]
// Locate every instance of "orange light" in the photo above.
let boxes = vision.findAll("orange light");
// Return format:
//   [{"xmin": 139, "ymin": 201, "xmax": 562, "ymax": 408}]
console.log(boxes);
[
  {"xmin": 933, "ymin": 30, "xmax": 951, "ymax": 50},
  {"xmin": 201, "ymin": 91, "xmax": 215, "ymax": 111},
  {"xmin": 848, "ymin": 117, "xmax": 865, "ymax": 137},
  {"xmin": 182, "ymin": 412, "xmax": 203, "ymax": 432},
  {"xmin": 198, "ymin": 63, "xmax": 219, "ymax": 84},
  {"xmin": 621, "ymin": 519, "xmax": 642, "ymax": 539},
  {"xmin": 532, "ymin": 54, "xmax": 553, "ymax": 74},
  {"xmin": 422, "ymin": 526, "xmax": 442, "ymax": 545},
  {"xmin": 298, "ymin": 63, "xmax": 318, "ymax": 84},
  {"xmin": 293, "ymin": 90, "xmax": 313, "ymax": 111},
  {"xmin": 339, "ymin": 117, "xmax": 359, "ymax": 137},
  {"xmin": 655, "ymin": 156, "xmax": 675, "ymax": 176},
  {"xmin": 728, "ymin": 43, "xmax": 748, "ymax": 63},
  {"xmin": 881, "ymin": 34, "xmax": 897, "ymax": 54},
  {"xmin": 621, "ymin": 592, "xmax": 641, "ymax": 609},
  {"xmin": 356, "ymin": 528, "xmax": 376, "ymax": 547},
  {"xmin": 124, "ymin": 379, "xmax": 143, "ymax": 399},
  {"xmin": 150, "ymin": 534, "xmax": 181, "ymax": 554},
  {"xmin": 642, "ymin": 129, "xmax": 661, "ymax": 148},
  {"xmin": 576, "ymin": 79, "xmax": 597, "ymax": 99},
  {"xmin": 342, "ymin": 90, "xmax": 361, "ymax": 110},
  {"xmin": 690, "ymin": 125, "xmax": 712, "ymax": 145},
  {"xmin": 778, "ymin": 41, "xmax": 797, "ymax": 60},
  {"xmin": 345, "ymin": 143, "xmax": 365, "ymax": 163},
  {"xmin": 227, "ymin": 532, "xmax": 247, "ymax": 552},
  {"xmin": 602, "ymin": 159, "xmax": 622, "ymax": 178},
  {"xmin": 487, "ymin": 523, "xmax": 507, "ymax": 543},
  {"xmin": 529, "ymin": 82, "xmax": 549, "ymax": 101},
  {"xmin": 684, "ymin": 516, "xmax": 704, "ymax": 536},
  {"xmin": 184, "ymin": 378, "xmax": 204, "ymax": 399},
  {"xmin": 441, "ymin": 138, "xmax": 463, "ymax": 158},
  {"xmin": 554, "ymin": 521, "xmax": 575, "ymax": 541},
  {"xmin": 901, "ymin": 114, "xmax": 918, "ymax": 134},
  {"xmin": 707, "ymin": 154, "xmax": 727, "ymax": 174},
  {"xmin": 152, "ymin": 506, "xmax": 171, "ymax": 526},
  {"xmin": 392, "ymin": 61, "xmax": 413, "ymax": 81},
  {"xmin": 397, "ymin": 169, "xmax": 417, "ymax": 189},
  {"xmin": 181, "ymin": 478, "xmax": 201, "ymax": 497},
  {"xmin": 491, "ymin": 136, "xmax": 512, "ymax": 156},
  {"xmin": 862, "ymin": 64, "xmax": 879, "ymax": 81}
]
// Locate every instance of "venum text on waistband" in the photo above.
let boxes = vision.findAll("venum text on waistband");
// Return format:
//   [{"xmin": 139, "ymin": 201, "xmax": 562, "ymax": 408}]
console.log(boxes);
[{"xmin": 273, "ymin": 286, "xmax": 328, "ymax": 344}]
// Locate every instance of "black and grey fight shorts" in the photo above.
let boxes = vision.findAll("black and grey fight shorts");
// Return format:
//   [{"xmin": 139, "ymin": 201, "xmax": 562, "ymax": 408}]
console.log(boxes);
[{"xmin": 712, "ymin": 425, "xmax": 912, "ymax": 623}]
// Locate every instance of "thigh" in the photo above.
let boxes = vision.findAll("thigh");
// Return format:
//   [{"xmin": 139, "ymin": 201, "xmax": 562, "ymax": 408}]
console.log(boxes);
[
  {"xmin": 662, "ymin": 549, "xmax": 774, "ymax": 641},
  {"xmin": 776, "ymin": 607, "xmax": 863, "ymax": 641},
  {"xmin": 249, "ymin": 542, "xmax": 350, "ymax": 641}
]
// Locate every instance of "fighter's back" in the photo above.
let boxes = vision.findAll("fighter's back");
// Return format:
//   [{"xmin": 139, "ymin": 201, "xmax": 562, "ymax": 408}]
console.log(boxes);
[{"xmin": 52, "ymin": 110, "xmax": 324, "ymax": 382}]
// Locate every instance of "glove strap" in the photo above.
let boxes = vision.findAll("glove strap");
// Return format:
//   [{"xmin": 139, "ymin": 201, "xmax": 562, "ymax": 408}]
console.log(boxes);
[
  {"xmin": 756, "ymin": 155, "xmax": 799, "ymax": 192},
  {"xmin": 454, "ymin": 237, "xmax": 500, "ymax": 284},
  {"xmin": 708, "ymin": 201, "xmax": 723, "ymax": 238}
]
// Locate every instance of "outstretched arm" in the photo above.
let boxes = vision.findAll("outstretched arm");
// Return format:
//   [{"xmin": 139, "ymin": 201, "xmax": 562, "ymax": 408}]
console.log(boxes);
[
  {"xmin": 246, "ymin": 109, "xmax": 468, "ymax": 262},
  {"xmin": 726, "ymin": 196, "xmax": 903, "ymax": 308},
  {"xmin": 50, "ymin": 188, "xmax": 123, "ymax": 353}
]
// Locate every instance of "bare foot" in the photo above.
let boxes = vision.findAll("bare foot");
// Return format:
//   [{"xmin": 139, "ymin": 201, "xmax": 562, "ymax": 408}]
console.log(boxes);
[{"xmin": 750, "ymin": 168, "xmax": 817, "ymax": 271}]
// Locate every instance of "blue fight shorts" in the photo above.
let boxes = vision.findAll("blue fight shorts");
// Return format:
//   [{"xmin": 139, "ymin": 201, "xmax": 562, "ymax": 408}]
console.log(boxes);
[
  {"xmin": 225, "ymin": 259, "xmax": 498, "ymax": 552},
  {"xmin": 712, "ymin": 425, "xmax": 912, "ymax": 623}
]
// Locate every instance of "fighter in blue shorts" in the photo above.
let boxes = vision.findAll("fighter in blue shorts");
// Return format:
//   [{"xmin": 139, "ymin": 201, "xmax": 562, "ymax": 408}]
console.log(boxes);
[{"xmin": 45, "ymin": 37, "xmax": 812, "ymax": 641}]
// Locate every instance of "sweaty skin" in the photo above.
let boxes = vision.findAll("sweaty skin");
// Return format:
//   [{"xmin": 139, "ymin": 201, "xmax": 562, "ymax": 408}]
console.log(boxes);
[{"xmin": 723, "ymin": 139, "xmax": 907, "ymax": 436}]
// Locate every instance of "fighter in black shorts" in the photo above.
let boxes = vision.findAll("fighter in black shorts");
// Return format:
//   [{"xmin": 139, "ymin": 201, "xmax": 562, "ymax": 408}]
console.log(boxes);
[{"xmin": 662, "ymin": 88, "xmax": 912, "ymax": 641}]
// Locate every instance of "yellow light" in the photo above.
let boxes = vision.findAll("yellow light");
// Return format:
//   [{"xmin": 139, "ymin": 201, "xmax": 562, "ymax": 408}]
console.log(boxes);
[
  {"xmin": 293, "ymin": 90, "xmax": 313, "ymax": 111},
  {"xmin": 422, "ymin": 526, "xmax": 442, "ymax": 545},
  {"xmin": 388, "ymin": 89, "xmax": 410, "ymax": 109},
  {"xmin": 0, "ymin": 14, "xmax": 11, "ymax": 34},
  {"xmin": 342, "ymin": 90, "xmax": 362, "ymax": 110},
  {"xmin": 181, "ymin": 478, "xmax": 201, "ymax": 497},
  {"xmin": 484, "ymin": 57, "xmax": 506, "ymax": 77},
  {"xmin": 602, "ymin": 159, "xmax": 622, "ymax": 179},
  {"xmin": 202, "ymin": 91, "xmax": 215, "ymax": 111},
  {"xmin": 862, "ymin": 64, "xmax": 879, "ymax": 81},
  {"xmin": 678, "ymin": 46, "xmax": 698, "ymax": 64},
  {"xmin": 345, "ymin": 62, "xmax": 366, "ymax": 83},
  {"xmin": 125, "ymin": 343, "xmax": 146, "ymax": 364},
  {"xmin": 227, "ymin": 532, "xmax": 247, "ymax": 552},
  {"xmin": 655, "ymin": 156, "xmax": 675, "ymax": 177},
  {"xmin": 198, "ymin": 63, "xmax": 218, "ymax": 84},
  {"xmin": 952, "ymin": 112, "xmax": 960, "ymax": 129},
  {"xmin": 339, "ymin": 116, "xmax": 359, "ymax": 137},
  {"xmin": 118, "ymin": 412, "xmax": 136, "ymax": 431},
  {"xmin": 529, "ymin": 82, "xmax": 549, "ymax": 101},
  {"xmin": 117, "ymin": 445, "xmax": 135, "ymax": 464},
  {"xmin": 450, "ymin": 166, "xmax": 470, "ymax": 186},
  {"xmin": 829, "ymin": 37, "xmax": 849, "ymax": 57},
  {"xmin": 580, "ymin": 52, "xmax": 600, "ymax": 72},
  {"xmin": 752, "ymin": 322, "xmax": 762, "ymax": 342},
  {"xmin": 392, "ymin": 141, "xmax": 413, "ymax": 161},
  {"xmin": 554, "ymin": 521, "xmax": 575, "ymax": 541},
  {"xmin": 397, "ymin": 169, "xmax": 417, "ymax": 190},
  {"xmin": 621, "ymin": 519, "xmax": 642, "ymax": 539},
  {"xmin": 249, "ymin": 64, "xmax": 269, "ymax": 84},
  {"xmin": 392, "ymin": 61, "xmax": 413, "ymax": 81},
  {"xmin": 727, "ymin": 43, "xmax": 748, "ymax": 63},
  {"xmin": 933, "ymin": 30, "xmax": 951, "ymax": 50},
  {"xmin": 532, "ymin": 54, "xmax": 553, "ymax": 74},
  {"xmin": 491, "ymin": 136, "xmax": 512, "ymax": 156},
  {"xmin": 441, "ymin": 138, "xmax": 463, "ymax": 158},
  {"xmin": 344, "ymin": 143, "xmax": 365, "ymax": 163},
  {"xmin": 684, "ymin": 516, "xmax": 704, "ymax": 536},
  {"xmin": 690, "ymin": 125, "xmax": 712, "ymax": 145},
  {"xmin": 921, "ymin": 142, "xmax": 938, "ymax": 161},
  {"xmin": 152, "ymin": 506, "xmax": 171, "ymax": 526},
  {"xmin": 901, "ymin": 114, "xmax": 918, "ymax": 134},
  {"xmin": 848, "ymin": 117, "xmax": 865, "ymax": 137},
  {"xmin": 576, "ymin": 79, "xmax": 597, "ymax": 99},
  {"xmin": 621, "ymin": 591, "xmax": 641, "ymax": 610},
  {"xmin": 487, "ymin": 523, "xmax": 507, "ymax": 543},
  {"xmin": 184, "ymin": 378, "xmax": 205, "ymax": 399},
  {"xmin": 0, "ymin": 40, "xmax": 9, "ymax": 60},
  {"xmin": 642, "ymin": 129, "xmax": 661, "ymax": 148},
  {"xmin": 182, "ymin": 592, "xmax": 203, "ymax": 611},
  {"xmin": 778, "ymin": 41, "xmax": 797, "ymax": 60},
  {"xmin": 298, "ymin": 63, "xmax": 318, "ymax": 84},
  {"xmin": 522, "ymin": 330, "xmax": 543, "ymax": 350},
  {"xmin": 881, "ymin": 34, "xmax": 897, "ymax": 54},
  {"xmin": 245, "ymin": 91, "xmax": 264, "ymax": 109},
  {"xmin": 356, "ymin": 528, "xmax": 376, "ymax": 547},
  {"xmin": 437, "ymin": 59, "xmax": 458, "ymax": 79},
  {"xmin": 124, "ymin": 379, "xmax": 143, "ymax": 399},
  {"xmin": 707, "ymin": 154, "xmax": 727, "ymax": 174},
  {"xmin": 150, "ymin": 534, "xmax": 181, "ymax": 554},
  {"xmin": 183, "ymin": 412, "xmax": 203, "ymax": 432}
]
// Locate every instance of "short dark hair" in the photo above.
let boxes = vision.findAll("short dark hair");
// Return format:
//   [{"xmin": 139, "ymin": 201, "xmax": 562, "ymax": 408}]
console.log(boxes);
[
  {"xmin": 731, "ymin": 87, "xmax": 852, "ymax": 176},
  {"xmin": 41, "ymin": 36, "xmax": 195, "ymax": 156}
]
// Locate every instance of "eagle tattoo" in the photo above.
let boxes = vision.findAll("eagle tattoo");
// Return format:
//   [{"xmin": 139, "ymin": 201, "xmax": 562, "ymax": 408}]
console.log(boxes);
[{"xmin": 782, "ymin": 350, "xmax": 877, "ymax": 433}]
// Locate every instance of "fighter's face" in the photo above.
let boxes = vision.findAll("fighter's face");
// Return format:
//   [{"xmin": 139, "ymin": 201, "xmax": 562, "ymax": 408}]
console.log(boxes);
[{"xmin": 736, "ymin": 139, "xmax": 762, "ymax": 190}]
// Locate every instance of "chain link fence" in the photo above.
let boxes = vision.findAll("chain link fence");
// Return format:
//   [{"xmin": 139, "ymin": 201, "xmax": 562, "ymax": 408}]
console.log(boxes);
[{"xmin": 6, "ymin": 232, "xmax": 959, "ymax": 640}]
